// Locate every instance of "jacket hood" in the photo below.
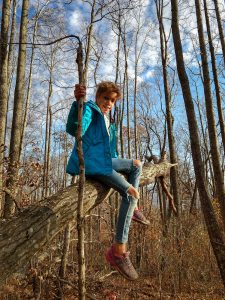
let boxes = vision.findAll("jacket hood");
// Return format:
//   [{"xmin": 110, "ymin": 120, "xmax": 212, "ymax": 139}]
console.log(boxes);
[{"xmin": 86, "ymin": 100, "xmax": 102, "ymax": 114}]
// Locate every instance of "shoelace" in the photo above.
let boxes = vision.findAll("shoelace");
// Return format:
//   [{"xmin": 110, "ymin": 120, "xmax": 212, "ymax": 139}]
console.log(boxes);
[{"xmin": 122, "ymin": 254, "xmax": 134, "ymax": 270}]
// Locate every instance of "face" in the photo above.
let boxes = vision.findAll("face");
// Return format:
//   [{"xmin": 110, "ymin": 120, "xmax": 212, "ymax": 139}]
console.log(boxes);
[{"xmin": 96, "ymin": 91, "xmax": 118, "ymax": 114}]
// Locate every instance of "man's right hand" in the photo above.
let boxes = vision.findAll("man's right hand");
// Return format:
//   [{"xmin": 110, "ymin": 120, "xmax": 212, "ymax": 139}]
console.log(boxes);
[{"xmin": 74, "ymin": 84, "xmax": 86, "ymax": 101}]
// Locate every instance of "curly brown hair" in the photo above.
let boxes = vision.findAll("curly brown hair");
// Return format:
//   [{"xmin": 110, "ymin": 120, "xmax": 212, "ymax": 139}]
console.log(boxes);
[{"xmin": 96, "ymin": 81, "xmax": 122, "ymax": 100}]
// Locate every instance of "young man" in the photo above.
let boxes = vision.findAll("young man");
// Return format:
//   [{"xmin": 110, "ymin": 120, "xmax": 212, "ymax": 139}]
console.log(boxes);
[{"xmin": 66, "ymin": 81, "xmax": 149, "ymax": 280}]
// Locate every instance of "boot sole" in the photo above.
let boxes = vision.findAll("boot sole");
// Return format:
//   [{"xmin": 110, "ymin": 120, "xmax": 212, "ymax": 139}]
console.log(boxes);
[{"xmin": 132, "ymin": 217, "xmax": 150, "ymax": 226}]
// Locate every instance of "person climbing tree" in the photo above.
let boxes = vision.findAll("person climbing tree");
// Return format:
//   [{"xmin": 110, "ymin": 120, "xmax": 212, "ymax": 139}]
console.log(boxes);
[{"xmin": 66, "ymin": 81, "xmax": 150, "ymax": 280}]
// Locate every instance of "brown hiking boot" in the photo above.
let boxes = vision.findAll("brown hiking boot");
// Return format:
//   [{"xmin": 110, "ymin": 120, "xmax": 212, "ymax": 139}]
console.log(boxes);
[
  {"xmin": 132, "ymin": 209, "xmax": 150, "ymax": 225},
  {"xmin": 105, "ymin": 246, "xmax": 138, "ymax": 281}
]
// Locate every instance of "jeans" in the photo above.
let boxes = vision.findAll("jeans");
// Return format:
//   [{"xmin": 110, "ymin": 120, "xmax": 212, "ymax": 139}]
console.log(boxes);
[{"xmin": 91, "ymin": 158, "xmax": 142, "ymax": 243}]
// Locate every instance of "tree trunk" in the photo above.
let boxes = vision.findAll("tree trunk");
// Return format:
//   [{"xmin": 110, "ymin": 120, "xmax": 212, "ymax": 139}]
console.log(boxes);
[
  {"xmin": 19, "ymin": 7, "xmax": 41, "ymax": 160},
  {"xmin": 0, "ymin": 161, "xmax": 175, "ymax": 286},
  {"xmin": 83, "ymin": 0, "xmax": 96, "ymax": 83},
  {"xmin": 7, "ymin": 0, "xmax": 16, "ymax": 83},
  {"xmin": 120, "ymin": 71, "xmax": 125, "ymax": 158},
  {"xmin": 57, "ymin": 223, "xmax": 71, "ymax": 299},
  {"xmin": 134, "ymin": 30, "xmax": 138, "ymax": 159},
  {"xmin": 155, "ymin": 0, "xmax": 180, "ymax": 214},
  {"xmin": 0, "ymin": 0, "xmax": 12, "ymax": 213},
  {"xmin": 122, "ymin": 30, "xmax": 131, "ymax": 158},
  {"xmin": 43, "ymin": 74, "xmax": 53, "ymax": 198},
  {"xmin": 203, "ymin": 0, "xmax": 225, "ymax": 155},
  {"xmin": 4, "ymin": 0, "xmax": 29, "ymax": 218},
  {"xmin": 115, "ymin": 11, "xmax": 121, "ymax": 85},
  {"xmin": 171, "ymin": 0, "xmax": 225, "ymax": 288},
  {"xmin": 195, "ymin": 91, "xmax": 215, "ymax": 195},
  {"xmin": 194, "ymin": 0, "xmax": 225, "ymax": 225},
  {"xmin": 5, "ymin": 0, "xmax": 17, "ymax": 150},
  {"xmin": 213, "ymin": 0, "xmax": 225, "ymax": 66}
]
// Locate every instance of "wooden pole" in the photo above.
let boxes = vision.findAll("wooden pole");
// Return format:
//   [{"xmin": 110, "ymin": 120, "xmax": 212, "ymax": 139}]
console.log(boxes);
[{"xmin": 75, "ymin": 40, "xmax": 86, "ymax": 300}]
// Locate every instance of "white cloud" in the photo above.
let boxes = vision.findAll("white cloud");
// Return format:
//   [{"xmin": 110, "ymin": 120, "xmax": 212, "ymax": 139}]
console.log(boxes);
[
  {"xmin": 144, "ymin": 69, "xmax": 154, "ymax": 79},
  {"xmin": 69, "ymin": 10, "xmax": 85, "ymax": 35}
]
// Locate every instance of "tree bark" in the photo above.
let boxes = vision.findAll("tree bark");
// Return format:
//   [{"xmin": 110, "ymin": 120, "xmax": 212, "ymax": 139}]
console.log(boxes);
[
  {"xmin": 83, "ymin": 0, "xmax": 96, "ymax": 83},
  {"xmin": 4, "ymin": 0, "xmax": 29, "ymax": 217},
  {"xmin": 43, "ymin": 75, "xmax": 53, "ymax": 198},
  {"xmin": 194, "ymin": 0, "xmax": 225, "ymax": 225},
  {"xmin": 57, "ymin": 223, "xmax": 71, "ymax": 299},
  {"xmin": 155, "ymin": 0, "xmax": 180, "ymax": 214},
  {"xmin": 0, "ymin": 161, "xmax": 175, "ymax": 286},
  {"xmin": 171, "ymin": 0, "xmax": 225, "ymax": 288},
  {"xmin": 19, "ymin": 2, "xmax": 46, "ymax": 160},
  {"xmin": 76, "ymin": 42, "xmax": 86, "ymax": 300},
  {"xmin": 122, "ymin": 29, "xmax": 131, "ymax": 158},
  {"xmin": 7, "ymin": 0, "xmax": 16, "ymax": 83},
  {"xmin": 203, "ymin": 0, "xmax": 225, "ymax": 155},
  {"xmin": 213, "ymin": 0, "xmax": 225, "ymax": 66},
  {"xmin": 0, "ymin": 0, "xmax": 12, "ymax": 212}
]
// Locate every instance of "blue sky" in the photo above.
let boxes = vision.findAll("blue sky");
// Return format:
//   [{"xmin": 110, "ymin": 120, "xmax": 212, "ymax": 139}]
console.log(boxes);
[{"xmin": 1, "ymin": 0, "xmax": 225, "ymax": 160}]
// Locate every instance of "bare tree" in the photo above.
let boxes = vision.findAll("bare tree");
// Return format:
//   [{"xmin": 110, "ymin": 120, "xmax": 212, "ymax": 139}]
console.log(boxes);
[
  {"xmin": 155, "ymin": 0, "xmax": 180, "ymax": 214},
  {"xmin": 20, "ymin": 0, "xmax": 51, "ymax": 160},
  {"xmin": 212, "ymin": 0, "xmax": 225, "ymax": 65},
  {"xmin": 132, "ymin": 4, "xmax": 150, "ymax": 158},
  {"xmin": 0, "ymin": 0, "xmax": 12, "ymax": 213},
  {"xmin": 4, "ymin": 0, "xmax": 29, "ymax": 217},
  {"xmin": 7, "ymin": 0, "xmax": 16, "ymax": 83},
  {"xmin": 171, "ymin": 0, "xmax": 225, "ymax": 287},
  {"xmin": 203, "ymin": 0, "xmax": 225, "ymax": 155},
  {"xmin": 122, "ymin": 24, "xmax": 132, "ymax": 157},
  {"xmin": 194, "ymin": 0, "xmax": 225, "ymax": 225}
]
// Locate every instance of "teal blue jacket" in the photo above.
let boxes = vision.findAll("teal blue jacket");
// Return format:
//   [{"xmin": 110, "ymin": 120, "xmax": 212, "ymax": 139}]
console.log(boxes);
[{"xmin": 66, "ymin": 100, "xmax": 118, "ymax": 175}]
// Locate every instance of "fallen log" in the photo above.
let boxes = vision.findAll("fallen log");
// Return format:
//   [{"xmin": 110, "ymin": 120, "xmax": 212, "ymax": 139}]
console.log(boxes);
[{"xmin": 0, "ymin": 161, "xmax": 176, "ymax": 286}]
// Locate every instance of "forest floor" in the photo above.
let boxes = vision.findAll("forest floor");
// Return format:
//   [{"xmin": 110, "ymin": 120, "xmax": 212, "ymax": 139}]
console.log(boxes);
[
  {"xmin": 1, "ymin": 266, "xmax": 225, "ymax": 299},
  {"xmin": 63, "ymin": 272, "xmax": 225, "ymax": 300}
]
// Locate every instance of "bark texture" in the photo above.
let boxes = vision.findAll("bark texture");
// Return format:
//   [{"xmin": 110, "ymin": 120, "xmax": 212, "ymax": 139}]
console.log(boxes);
[
  {"xmin": 0, "ymin": 0, "xmax": 12, "ymax": 211},
  {"xmin": 4, "ymin": 0, "xmax": 29, "ymax": 217},
  {"xmin": 194, "ymin": 0, "xmax": 225, "ymax": 224},
  {"xmin": 0, "ymin": 161, "xmax": 175, "ymax": 286},
  {"xmin": 213, "ymin": 0, "xmax": 225, "ymax": 65},
  {"xmin": 171, "ymin": 0, "xmax": 225, "ymax": 287}
]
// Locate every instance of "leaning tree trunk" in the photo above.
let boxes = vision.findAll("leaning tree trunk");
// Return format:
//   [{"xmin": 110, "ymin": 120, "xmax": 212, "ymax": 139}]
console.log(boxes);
[
  {"xmin": 4, "ymin": 0, "xmax": 29, "ymax": 218},
  {"xmin": 0, "ymin": 161, "xmax": 175, "ymax": 287},
  {"xmin": 171, "ymin": 0, "xmax": 225, "ymax": 288},
  {"xmin": 0, "ymin": 0, "xmax": 12, "ymax": 213},
  {"xmin": 194, "ymin": 0, "xmax": 225, "ymax": 226}
]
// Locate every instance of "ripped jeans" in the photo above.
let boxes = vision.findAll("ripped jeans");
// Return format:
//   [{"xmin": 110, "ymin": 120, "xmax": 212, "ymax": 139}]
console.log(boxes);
[{"xmin": 92, "ymin": 158, "xmax": 142, "ymax": 244}]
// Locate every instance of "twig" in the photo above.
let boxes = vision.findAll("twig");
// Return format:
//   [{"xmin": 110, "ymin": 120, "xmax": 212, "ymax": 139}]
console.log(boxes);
[
  {"xmin": 159, "ymin": 177, "xmax": 177, "ymax": 215},
  {"xmin": 98, "ymin": 271, "xmax": 118, "ymax": 282}
]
